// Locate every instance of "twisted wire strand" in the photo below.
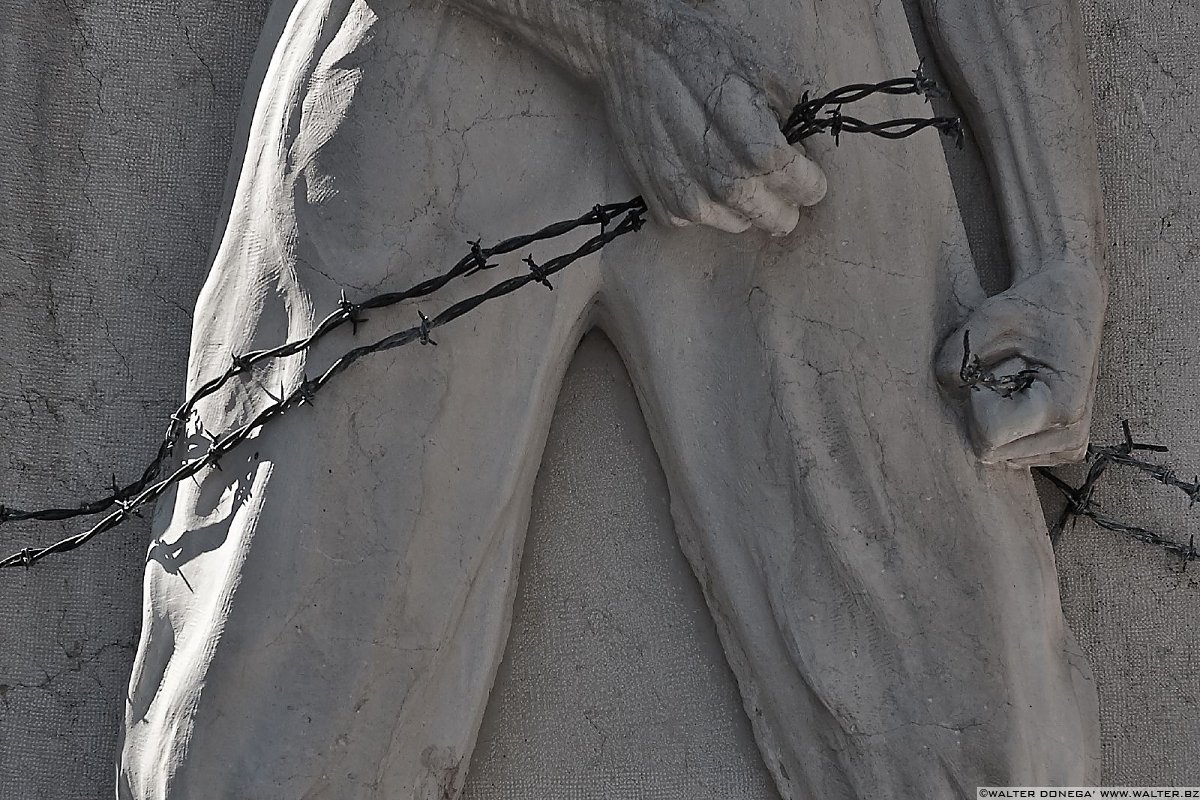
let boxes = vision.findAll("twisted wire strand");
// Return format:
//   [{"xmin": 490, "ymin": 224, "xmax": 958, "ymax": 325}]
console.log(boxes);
[
  {"xmin": 0, "ymin": 199, "xmax": 641, "ymax": 528},
  {"xmin": 1, "ymin": 208, "xmax": 649, "ymax": 568},
  {"xmin": 957, "ymin": 330, "xmax": 1041, "ymax": 397}
]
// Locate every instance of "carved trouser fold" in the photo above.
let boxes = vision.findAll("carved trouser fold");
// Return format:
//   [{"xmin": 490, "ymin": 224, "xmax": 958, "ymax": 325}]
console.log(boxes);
[{"xmin": 118, "ymin": 0, "xmax": 1100, "ymax": 797}]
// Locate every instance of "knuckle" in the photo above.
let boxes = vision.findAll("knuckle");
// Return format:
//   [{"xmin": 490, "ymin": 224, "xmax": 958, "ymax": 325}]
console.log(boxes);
[
  {"xmin": 745, "ymin": 136, "xmax": 792, "ymax": 174},
  {"xmin": 724, "ymin": 177, "xmax": 766, "ymax": 215},
  {"xmin": 702, "ymin": 167, "xmax": 742, "ymax": 205}
]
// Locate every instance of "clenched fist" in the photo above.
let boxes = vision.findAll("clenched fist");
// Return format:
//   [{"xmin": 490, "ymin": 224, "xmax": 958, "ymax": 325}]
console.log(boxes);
[
  {"xmin": 936, "ymin": 262, "xmax": 1107, "ymax": 467},
  {"xmin": 589, "ymin": 5, "xmax": 827, "ymax": 234}
]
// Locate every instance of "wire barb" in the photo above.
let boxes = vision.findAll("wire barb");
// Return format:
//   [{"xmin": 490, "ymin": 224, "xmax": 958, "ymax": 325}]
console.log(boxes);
[
  {"xmin": 592, "ymin": 204, "xmax": 611, "ymax": 232},
  {"xmin": 627, "ymin": 207, "xmax": 647, "ymax": 232},
  {"xmin": 525, "ymin": 255, "xmax": 554, "ymax": 290},
  {"xmin": 339, "ymin": 289, "xmax": 367, "ymax": 336},
  {"xmin": 418, "ymin": 310, "xmax": 437, "ymax": 347},
  {"xmin": 912, "ymin": 60, "xmax": 942, "ymax": 99},
  {"xmin": 295, "ymin": 377, "xmax": 319, "ymax": 407},
  {"xmin": 466, "ymin": 239, "xmax": 496, "ymax": 275}
]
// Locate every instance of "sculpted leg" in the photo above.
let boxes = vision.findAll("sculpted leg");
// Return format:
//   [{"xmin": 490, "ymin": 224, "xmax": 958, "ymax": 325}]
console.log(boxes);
[
  {"xmin": 119, "ymin": 250, "xmax": 598, "ymax": 800},
  {"xmin": 118, "ymin": 1, "xmax": 608, "ymax": 795},
  {"xmin": 599, "ymin": 182, "xmax": 1100, "ymax": 799}
]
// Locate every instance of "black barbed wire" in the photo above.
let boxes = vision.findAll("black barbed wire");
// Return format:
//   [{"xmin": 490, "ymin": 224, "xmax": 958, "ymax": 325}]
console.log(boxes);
[
  {"xmin": 0, "ymin": 205, "xmax": 650, "ymax": 569},
  {"xmin": 0, "ymin": 197, "xmax": 642, "ymax": 529},
  {"xmin": 1036, "ymin": 421, "xmax": 1200, "ymax": 566},
  {"xmin": 781, "ymin": 66, "xmax": 963, "ymax": 146},
  {"xmin": 2, "ymin": 69, "xmax": 964, "ymax": 569},
  {"xmin": 958, "ymin": 330, "xmax": 1041, "ymax": 397}
]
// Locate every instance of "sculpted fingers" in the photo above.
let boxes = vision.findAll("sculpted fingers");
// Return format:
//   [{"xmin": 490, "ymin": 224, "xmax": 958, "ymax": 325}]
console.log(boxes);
[
  {"xmin": 661, "ymin": 179, "xmax": 752, "ymax": 232},
  {"xmin": 713, "ymin": 81, "xmax": 827, "ymax": 206},
  {"xmin": 935, "ymin": 269, "xmax": 1104, "ymax": 466},
  {"xmin": 608, "ymin": 57, "xmax": 827, "ymax": 235},
  {"xmin": 708, "ymin": 174, "xmax": 800, "ymax": 236},
  {"xmin": 597, "ymin": 3, "xmax": 840, "ymax": 236},
  {"xmin": 963, "ymin": 355, "xmax": 1093, "ymax": 465},
  {"xmin": 688, "ymin": 197, "xmax": 753, "ymax": 233},
  {"xmin": 967, "ymin": 363, "xmax": 1057, "ymax": 454},
  {"xmin": 697, "ymin": 127, "xmax": 807, "ymax": 236}
]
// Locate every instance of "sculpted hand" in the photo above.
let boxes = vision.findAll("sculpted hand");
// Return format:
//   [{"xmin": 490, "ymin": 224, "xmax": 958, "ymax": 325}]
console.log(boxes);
[
  {"xmin": 589, "ymin": 5, "xmax": 827, "ymax": 234},
  {"xmin": 935, "ymin": 264, "xmax": 1107, "ymax": 467}
]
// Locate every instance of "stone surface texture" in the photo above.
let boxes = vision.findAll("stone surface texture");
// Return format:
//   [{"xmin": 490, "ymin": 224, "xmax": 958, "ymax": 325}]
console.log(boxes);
[
  {"xmin": 0, "ymin": 2, "xmax": 274, "ymax": 798},
  {"xmin": 117, "ymin": 0, "xmax": 1101, "ymax": 795},
  {"xmin": 0, "ymin": 0, "xmax": 1195, "ymax": 798}
]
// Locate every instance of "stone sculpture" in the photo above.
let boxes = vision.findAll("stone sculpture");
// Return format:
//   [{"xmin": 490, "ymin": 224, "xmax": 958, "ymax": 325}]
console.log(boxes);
[{"xmin": 117, "ymin": 0, "xmax": 1108, "ymax": 797}]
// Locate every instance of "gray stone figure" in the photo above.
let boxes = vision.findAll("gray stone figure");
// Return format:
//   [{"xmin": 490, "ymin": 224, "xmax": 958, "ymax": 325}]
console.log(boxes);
[{"xmin": 117, "ymin": 0, "xmax": 1107, "ymax": 797}]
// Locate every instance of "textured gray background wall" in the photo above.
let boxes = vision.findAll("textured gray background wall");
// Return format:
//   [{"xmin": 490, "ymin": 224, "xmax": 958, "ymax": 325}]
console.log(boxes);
[
  {"xmin": 462, "ymin": 333, "xmax": 782, "ymax": 800},
  {"xmin": 0, "ymin": 2, "xmax": 273, "ymax": 796},
  {"xmin": 1057, "ymin": 0, "xmax": 1200, "ymax": 778},
  {"xmin": 0, "ymin": 1, "xmax": 1196, "ymax": 797}
]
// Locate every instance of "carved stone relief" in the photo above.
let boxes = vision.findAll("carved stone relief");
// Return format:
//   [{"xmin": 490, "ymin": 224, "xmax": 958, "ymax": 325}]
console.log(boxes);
[{"xmin": 10, "ymin": 0, "xmax": 1108, "ymax": 797}]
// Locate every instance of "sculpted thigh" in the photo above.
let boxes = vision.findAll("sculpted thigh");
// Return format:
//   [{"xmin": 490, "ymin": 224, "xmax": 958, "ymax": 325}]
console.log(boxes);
[
  {"xmin": 289, "ymin": 0, "xmax": 617, "ymax": 296},
  {"xmin": 123, "ymin": 4, "xmax": 614, "ymax": 795}
]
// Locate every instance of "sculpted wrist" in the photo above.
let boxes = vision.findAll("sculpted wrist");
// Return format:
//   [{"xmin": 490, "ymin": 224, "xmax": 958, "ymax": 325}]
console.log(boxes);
[
  {"xmin": 573, "ymin": 0, "xmax": 679, "ymax": 83},
  {"xmin": 445, "ymin": 0, "xmax": 669, "ymax": 84},
  {"xmin": 1013, "ymin": 256, "xmax": 1108, "ymax": 316}
]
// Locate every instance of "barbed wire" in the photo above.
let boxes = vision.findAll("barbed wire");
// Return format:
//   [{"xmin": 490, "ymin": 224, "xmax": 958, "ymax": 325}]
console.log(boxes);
[
  {"xmin": 0, "ymin": 204, "xmax": 649, "ymax": 569},
  {"xmin": 2, "ymin": 70, "xmax": 962, "ymax": 569},
  {"xmin": 958, "ymin": 329, "xmax": 1041, "ymax": 397},
  {"xmin": 0, "ymin": 197, "xmax": 641, "ymax": 529},
  {"xmin": 1036, "ymin": 421, "xmax": 1200, "ymax": 566},
  {"xmin": 781, "ymin": 64, "xmax": 963, "ymax": 146}
]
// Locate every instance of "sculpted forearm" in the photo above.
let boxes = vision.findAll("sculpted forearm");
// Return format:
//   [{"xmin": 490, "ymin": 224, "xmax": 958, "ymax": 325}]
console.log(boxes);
[
  {"xmin": 446, "ymin": 0, "xmax": 668, "ymax": 83},
  {"xmin": 919, "ymin": 0, "xmax": 1105, "ymax": 287},
  {"xmin": 924, "ymin": 0, "xmax": 1110, "ymax": 465}
]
